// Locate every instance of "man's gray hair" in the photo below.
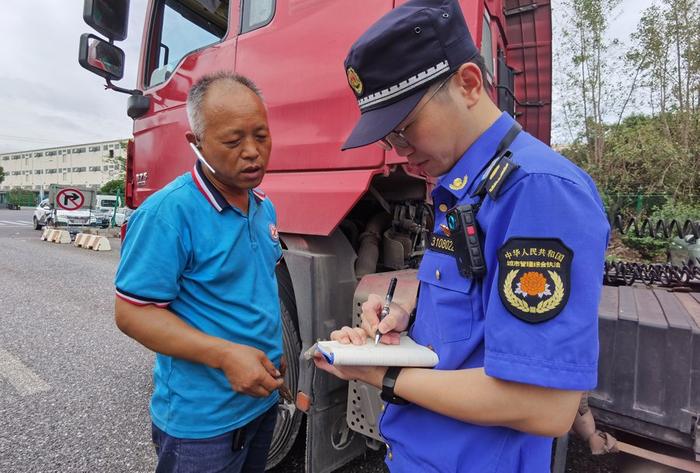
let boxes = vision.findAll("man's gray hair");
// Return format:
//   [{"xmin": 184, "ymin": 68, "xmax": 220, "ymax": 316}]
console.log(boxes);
[{"xmin": 186, "ymin": 71, "xmax": 263, "ymax": 139}]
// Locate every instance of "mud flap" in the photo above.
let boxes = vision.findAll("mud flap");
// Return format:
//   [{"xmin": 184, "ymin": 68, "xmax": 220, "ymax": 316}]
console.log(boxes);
[{"xmin": 305, "ymin": 373, "xmax": 366, "ymax": 473}]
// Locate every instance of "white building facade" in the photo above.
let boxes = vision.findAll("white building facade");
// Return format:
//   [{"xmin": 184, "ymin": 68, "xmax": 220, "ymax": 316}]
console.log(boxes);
[{"xmin": 0, "ymin": 139, "xmax": 126, "ymax": 201}]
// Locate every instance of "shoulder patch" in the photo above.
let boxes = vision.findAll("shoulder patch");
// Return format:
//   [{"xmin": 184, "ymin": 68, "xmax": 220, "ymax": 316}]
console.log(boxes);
[
  {"xmin": 497, "ymin": 238, "xmax": 572, "ymax": 324},
  {"xmin": 485, "ymin": 152, "xmax": 520, "ymax": 200}
]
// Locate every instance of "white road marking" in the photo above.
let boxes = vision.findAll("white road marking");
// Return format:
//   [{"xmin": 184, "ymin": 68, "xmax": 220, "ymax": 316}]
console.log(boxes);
[
  {"xmin": 0, "ymin": 220, "xmax": 32, "ymax": 226},
  {"xmin": 0, "ymin": 348, "xmax": 51, "ymax": 396}
]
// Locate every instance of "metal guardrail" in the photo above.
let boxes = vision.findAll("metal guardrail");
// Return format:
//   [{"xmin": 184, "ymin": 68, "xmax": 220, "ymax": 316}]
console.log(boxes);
[
  {"xmin": 612, "ymin": 215, "xmax": 700, "ymax": 240},
  {"xmin": 604, "ymin": 260, "xmax": 700, "ymax": 287}
]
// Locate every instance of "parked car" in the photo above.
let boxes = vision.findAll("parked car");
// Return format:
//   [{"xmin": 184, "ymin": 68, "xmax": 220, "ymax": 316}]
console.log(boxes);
[
  {"xmin": 668, "ymin": 234, "xmax": 700, "ymax": 268},
  {"xmin": 33, "ymin": 198, "xmax": 98, "ymax": 230},
  {"xmin": 113, "ymin": 207, "xmax": 132, "ymax": 226}
]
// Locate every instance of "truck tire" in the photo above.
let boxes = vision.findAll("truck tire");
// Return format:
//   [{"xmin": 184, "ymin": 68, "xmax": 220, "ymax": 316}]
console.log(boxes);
[{"xmin": 266, "ymin": 265, "xmax": 303, "ymax": 469}]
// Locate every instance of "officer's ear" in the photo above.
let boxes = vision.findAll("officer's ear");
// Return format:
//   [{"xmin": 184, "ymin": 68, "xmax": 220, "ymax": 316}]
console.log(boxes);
[{"xmin": 455, "ymin": 63, "xmax": 484, "ymax": 108}]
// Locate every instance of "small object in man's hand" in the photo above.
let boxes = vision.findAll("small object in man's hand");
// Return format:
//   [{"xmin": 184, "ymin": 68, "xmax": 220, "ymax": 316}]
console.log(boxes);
[{"xmin": 279, "ymin": 381, "xmax": 293, "ymax": 403}]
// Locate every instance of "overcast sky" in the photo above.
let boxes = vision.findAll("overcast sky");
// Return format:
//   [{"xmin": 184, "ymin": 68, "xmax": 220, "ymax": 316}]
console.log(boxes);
[{"xmin": 0, "ymin": 0, "xmax": 656, "ymax": 154}]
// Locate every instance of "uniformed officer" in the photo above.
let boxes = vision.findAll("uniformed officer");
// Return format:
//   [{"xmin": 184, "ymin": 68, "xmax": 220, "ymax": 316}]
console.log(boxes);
[{"xmin": 314, "ymin": 1, "xmax": 610, "ymax": 471}]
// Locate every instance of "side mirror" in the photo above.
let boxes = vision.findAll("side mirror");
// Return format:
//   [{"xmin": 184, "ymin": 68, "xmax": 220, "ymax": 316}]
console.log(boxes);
[
  {"xmin": 79, "ymin": 34, "xmax": 125, "ymax": 81},
  {"xmin": 83, "ymin": 0, "xmax": 130, "ymax": 41}
]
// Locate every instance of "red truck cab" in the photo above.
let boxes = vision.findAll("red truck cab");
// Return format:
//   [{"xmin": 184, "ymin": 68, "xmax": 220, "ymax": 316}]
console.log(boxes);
[{"xmin": 79, "ymin": 1, "xmax": 552, "ymax": 471}]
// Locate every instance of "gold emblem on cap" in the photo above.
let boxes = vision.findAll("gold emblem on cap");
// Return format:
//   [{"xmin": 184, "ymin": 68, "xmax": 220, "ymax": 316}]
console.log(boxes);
[
  {"xmin": 449, "ymin": 175, "xmax": 468, "ymax": 191},
  {"xmin": 438, "ymin": 203, "xmax": 448, "ymax": 213},
  {"xmin": 347, "ymin": 67, "xmax": 363, "ymax": 96}
]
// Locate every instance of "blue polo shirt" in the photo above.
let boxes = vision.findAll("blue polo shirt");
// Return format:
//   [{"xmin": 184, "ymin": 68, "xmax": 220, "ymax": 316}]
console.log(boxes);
[
  {"xmin": 380, "ymin": 113, "xmax": 610, "ymax": 472},
  {"xmin": 115, "ymin": 161, "xmax": 283, "ymax": 439}
]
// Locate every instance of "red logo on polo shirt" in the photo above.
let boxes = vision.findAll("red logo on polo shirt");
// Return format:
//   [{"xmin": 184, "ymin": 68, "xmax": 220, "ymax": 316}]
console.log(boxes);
[{"xmin": 269, "ymin": 224, "xmax": 279, "ymax": 241}]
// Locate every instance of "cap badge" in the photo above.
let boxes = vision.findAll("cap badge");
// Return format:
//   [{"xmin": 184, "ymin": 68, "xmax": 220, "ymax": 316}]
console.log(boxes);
[
  {"xmin": 449, "ymin": 175, "xmax": 468, "ymax": 191},
  {"xmin": 347, "ymin": 67, "xmax": 364, "ymax": 96}
]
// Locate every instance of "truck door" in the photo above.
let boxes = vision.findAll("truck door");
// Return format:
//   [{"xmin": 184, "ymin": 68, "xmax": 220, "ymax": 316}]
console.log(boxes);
[
  {"xmin": 131, "ymin": 0, "xmax": 240, "ymax": 206},
  {"xmin": 234, "ymin": 0, "xmax": 392, "ymax": 173}
]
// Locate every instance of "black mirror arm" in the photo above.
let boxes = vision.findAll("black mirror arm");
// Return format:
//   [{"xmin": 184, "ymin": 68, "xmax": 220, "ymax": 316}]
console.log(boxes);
[{"xmin": 105, "ymin": 78, "xmax": 143, "ymax": 96}]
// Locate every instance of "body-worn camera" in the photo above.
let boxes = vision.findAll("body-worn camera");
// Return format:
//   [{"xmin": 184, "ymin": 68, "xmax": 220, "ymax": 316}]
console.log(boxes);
[{"xmin": 446, "ymin": 204, "xmax": 486, "ymax": 279}]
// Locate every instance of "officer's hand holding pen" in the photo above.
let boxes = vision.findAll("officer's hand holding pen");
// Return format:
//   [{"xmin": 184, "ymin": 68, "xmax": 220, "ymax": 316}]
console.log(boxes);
[
  {"xmin": 362, "ymin": 291, "xmax": 409, "ymax": 345},
  {"xmin": 374, "ymin": 277, "xmax": 398, "ymax": 345},
  {"xmin": 328, "ymin": 292, "xmax": 410, "ymax": 346}
]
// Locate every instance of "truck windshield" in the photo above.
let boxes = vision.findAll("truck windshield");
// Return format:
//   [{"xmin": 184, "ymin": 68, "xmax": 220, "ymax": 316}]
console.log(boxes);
[{"xmin": 146, "ymin": 0, "xmax": 229, "ymax": 88}]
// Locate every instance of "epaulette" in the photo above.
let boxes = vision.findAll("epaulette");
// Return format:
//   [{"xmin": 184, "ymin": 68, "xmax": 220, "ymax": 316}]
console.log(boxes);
[{"xmin": 473, "ymin": 151, "xmax": 520, "ymax": 200}]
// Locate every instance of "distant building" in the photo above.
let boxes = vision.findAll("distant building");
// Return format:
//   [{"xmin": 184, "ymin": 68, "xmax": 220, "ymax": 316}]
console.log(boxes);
[{"xmin": 0, "ymin": 139, "xmax": 127, "ymax": 203}]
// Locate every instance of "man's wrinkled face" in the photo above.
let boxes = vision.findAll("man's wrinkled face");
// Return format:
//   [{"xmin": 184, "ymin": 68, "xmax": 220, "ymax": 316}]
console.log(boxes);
[{"xmin": 198, "ymin": 81, "xmax": 272, "ymax": 191}]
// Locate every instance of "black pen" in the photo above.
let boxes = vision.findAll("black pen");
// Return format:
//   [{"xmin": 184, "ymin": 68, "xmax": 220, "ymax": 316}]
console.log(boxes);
[{"xmin": 374, "ymin": 277, "xmax": 398, "ymax": 345}]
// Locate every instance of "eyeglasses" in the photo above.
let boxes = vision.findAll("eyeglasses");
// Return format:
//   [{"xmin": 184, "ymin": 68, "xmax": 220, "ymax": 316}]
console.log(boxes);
[{"xmin": 379, "ymin": 72, "xmax": 456, "ymax": 151}]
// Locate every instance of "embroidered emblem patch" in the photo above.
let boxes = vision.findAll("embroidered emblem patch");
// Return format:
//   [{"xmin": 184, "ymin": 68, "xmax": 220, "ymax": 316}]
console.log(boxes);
[
  {"xmin": 269, "ymin": 224, "xmax": 279, "ymax": 241},
  {"xmin": 498, "ymin": 238, "xmax": 572, "ymax": 323},
  {"xmin": 449, "ymin": 175, "xmax": 468, "ymax": 191},
  {"xmin": 347, "ymin": 67, "xmax": 363, "ymax": 96}
]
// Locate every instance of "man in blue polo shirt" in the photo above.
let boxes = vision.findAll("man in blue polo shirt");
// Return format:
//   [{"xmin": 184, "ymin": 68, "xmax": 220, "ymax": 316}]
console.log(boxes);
[
  {"xmin": 115, "ymin": 71, "xmax": 284, "ymax": 473},
  {"xmin": 315, "ymin": 1, "xmax": 610, "ymax": 472}
]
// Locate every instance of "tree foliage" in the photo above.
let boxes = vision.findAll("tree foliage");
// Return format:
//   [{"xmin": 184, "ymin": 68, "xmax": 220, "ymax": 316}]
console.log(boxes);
[
  {"xmin": 100, "ymin": 178, "xmax": 125, "ymax": 195},
  {"xmin": 7, "ymin": 187, "xmax": 35, "ymax": 206},
  {"xmin": 556, "ymin": 0, "xmax": 700, "ymax": 203}
]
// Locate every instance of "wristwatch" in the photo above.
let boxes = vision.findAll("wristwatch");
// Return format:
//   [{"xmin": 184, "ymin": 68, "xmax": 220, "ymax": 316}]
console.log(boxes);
[{"xmin": 380, "ymin": 366, "xmax": 409, "ymax": 405}]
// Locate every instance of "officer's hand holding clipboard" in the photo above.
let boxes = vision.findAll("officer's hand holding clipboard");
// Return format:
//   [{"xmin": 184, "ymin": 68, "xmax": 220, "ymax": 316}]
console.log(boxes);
[{"xmin": 313, "ymin": 293, "xmax": 413, "ymax": 387}]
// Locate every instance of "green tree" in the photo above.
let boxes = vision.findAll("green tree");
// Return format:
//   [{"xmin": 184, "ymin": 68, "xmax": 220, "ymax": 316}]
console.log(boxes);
[
  {"xmin": 100, "ymin": 140, "xmax": 127, "ymax": 196},
  {"xmin": 556, "ymin": 0, "xmax": 699, "ymax": 202},
  {"xmin": 8, "ymin": 187, "xmax": 35, "ymax": 206},
  {"xmin": 100, "ymin": 178, "xmax": 124, "ymax": 195},
  {"xmin": 624, "ymin": 0, "xmax": 700, "ymax": 198},
  {"xmin": 558, "ymin": 0, "xmax": 623, "ymax": 175}
]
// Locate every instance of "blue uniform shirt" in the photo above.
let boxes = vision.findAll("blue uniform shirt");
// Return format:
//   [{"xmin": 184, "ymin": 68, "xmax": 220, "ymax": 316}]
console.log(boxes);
[
  {"xmin": 380, "ymin": 113, "xmax": 610, "ymax": 472},
  {"xmin": 115, "ymin": 161, "xmax": 283, "ymax": 439}
]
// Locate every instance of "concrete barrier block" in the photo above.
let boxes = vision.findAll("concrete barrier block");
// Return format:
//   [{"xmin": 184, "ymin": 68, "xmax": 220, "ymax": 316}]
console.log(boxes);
[
  {"xmin": 51, "ymin": 230, "xmax": 71, "ymax": 244},
  {"xmin": 92, "ymin": 237, "xmax": 111, "ymax": 251},
  {"xmin": 74, "ymin": 233, "xmax": 89, "ymax": 247},
  {"xmin": 84, "ymin": 235, "xmax": 99, "ymax": 249},
  {"xmin": 41, "ymin": 229, "xmax": 51, "ymax": 241}
]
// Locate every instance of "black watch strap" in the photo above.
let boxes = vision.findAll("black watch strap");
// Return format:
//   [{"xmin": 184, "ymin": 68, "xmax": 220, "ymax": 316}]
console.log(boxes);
[
  {"xmin": 381, "ymin": 366, "xmax": 409, "ymax": 405},
  {"xmin": 407, "ymin": 307, "xmax": 417, "ymax": 330}
]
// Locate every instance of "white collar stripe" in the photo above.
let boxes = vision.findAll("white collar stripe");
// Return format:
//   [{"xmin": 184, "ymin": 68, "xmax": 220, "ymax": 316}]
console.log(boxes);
[
  {"xmin": 193, "ymin": 165, "xmax": 224, "ymax": 212},
  {"xmin": 358, "ymin": 61, "xmax": 449, "ymax": 110}
]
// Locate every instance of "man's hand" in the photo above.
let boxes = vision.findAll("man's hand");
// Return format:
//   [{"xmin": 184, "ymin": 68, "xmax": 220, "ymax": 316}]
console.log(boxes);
[
  {"xmin": 218, "ymin": 343, "xmax": 283, "ymax": 397},
  {"xmin": 330, "ymin": 294, "xmax": 411, "ymax": 346}
]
